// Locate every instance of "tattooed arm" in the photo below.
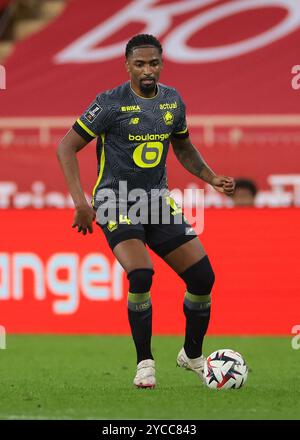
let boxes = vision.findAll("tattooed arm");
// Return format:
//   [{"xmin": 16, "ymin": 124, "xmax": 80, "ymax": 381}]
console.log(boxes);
[{"xmin": 171, "ymin": 136, "xmax": 235, "ymax": 196}]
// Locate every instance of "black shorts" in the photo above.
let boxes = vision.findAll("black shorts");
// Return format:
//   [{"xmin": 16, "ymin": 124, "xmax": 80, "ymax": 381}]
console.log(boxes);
[{"xmin": 95, "ymin": 195, "xmax": 197, "ymax": 257}]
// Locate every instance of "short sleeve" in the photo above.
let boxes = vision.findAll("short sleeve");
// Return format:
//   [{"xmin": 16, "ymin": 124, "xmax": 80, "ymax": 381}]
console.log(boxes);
[
  {"xmin": 172, "ymin": 95, "xmax": 189, "ymax": 139},
  {"xmin": 73, "ymin": 94, "xmax": 117, "ymax": 142}
]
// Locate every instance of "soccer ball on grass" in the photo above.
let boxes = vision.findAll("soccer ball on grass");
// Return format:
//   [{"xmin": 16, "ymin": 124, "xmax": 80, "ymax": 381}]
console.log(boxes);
[{"xmin": 203, "ymin": 348, "xmax": 248, "ymax": 389}]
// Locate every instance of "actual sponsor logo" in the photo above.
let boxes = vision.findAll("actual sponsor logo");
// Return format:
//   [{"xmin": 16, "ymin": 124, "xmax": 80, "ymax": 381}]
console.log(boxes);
[
  {"xmin": 84, "ymin": 103, "xmax": 102, "ymax": 122},
  {"xmin": 160, "ymin": 102, "xmax": 177, "ymax": 110}
]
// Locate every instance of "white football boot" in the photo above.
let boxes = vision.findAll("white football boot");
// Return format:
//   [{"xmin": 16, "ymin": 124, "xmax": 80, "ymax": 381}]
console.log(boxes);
[
  {"xmin": 176, "ymin": 347, "xmax": 206, "ymax": 382},
  {"xmin": 133, "ymin": 359, "xmax": 156, "ymax": 389}
]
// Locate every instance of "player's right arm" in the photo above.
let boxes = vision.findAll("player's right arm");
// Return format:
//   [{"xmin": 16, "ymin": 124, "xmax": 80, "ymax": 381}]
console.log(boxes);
[
  {"xmin": 57, "ymin": 128, "xmax": 96, "ymax": 235},
  {"xmin": 57, "ymin": 93, "xmax": 117, "ymax": 234}
]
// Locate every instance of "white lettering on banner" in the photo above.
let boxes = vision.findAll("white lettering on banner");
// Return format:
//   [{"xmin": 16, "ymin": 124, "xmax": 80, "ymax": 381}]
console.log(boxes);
[
  {"xmin": 80, "ymin": 254, "xmax": 110, "ymax": 301},
  {"xmin": 267, "ymin": 175, "xmax": 300, "ymax": 206},
  {"xmin": 0, "ymin": 181, "xmax": 87, "ymax": 209},
  {"xmin": 111, "ymin": 259, "xmax": 124, "ymax": 301},
  {"xmin": 55, "ymin": 0, "xmax": 300, "ymax": 64},
  {"xmin": 164, "ymin": 0, "xmax": 300, "ymax": 62},
  {"xmin": 13, "ymin": 254, "xmax": 45, "ymax": 300},
  {"xmin": 0, "ymin": 182, "xmax": 17, "ymax": 208},
  {"xmin": 0, "ymin": 326, "xmax": 6, "ymax": 349},
  {"xmin": 1, "ymin": 178, "xmax": 300, "ymax": 208},
  {"xmin": 0, "ymin": 253, "xmax": 125, "ymax": 315},
  {"xmin": 47, "ymin": 253, "xmax": 79, "ymax": 314},
  {"xmin": 291, "ymin": 325, "xmax": 300, "ymax": 350},
  {"xmin": 291, "ymin": 65, "xmax": 300, "ymax": 90},
  {"xmin": 0, "ymin": 65, "xmax": 6, "ymax": 90},
  {"xmin": 0, "ymin": 255, "xmax": 9, "ymax": 299},
  {"xmin": 55, "ymin": 0, "xmax": 216, "ymax": 63}
]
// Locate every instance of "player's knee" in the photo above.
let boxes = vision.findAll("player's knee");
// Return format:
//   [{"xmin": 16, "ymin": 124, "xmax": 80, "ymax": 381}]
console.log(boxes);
[
  {"xmin": 127, "ymin": 268, "xmax": 154, "ymax": 293},
  {"xmin": 179, "ymin": 256, "xmax": 215, "ymax": 295}
]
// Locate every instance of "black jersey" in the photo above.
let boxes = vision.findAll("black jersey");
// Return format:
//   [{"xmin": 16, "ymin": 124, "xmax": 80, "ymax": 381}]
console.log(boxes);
[{"xmin": 73, "ymin": 81, "xmax": 189, "ymax": 209}]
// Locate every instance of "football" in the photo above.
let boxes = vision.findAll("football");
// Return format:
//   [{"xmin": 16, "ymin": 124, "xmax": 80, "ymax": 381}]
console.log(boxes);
[{"xmin": 203, "ymin": 349, "xmax": 248, "ymax": 389}]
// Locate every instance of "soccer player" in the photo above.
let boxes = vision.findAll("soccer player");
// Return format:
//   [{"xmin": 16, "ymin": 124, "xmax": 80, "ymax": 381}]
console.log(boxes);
[{"xmin": 57, "ymin": 34, "xmax": 235, "ymax": 389}]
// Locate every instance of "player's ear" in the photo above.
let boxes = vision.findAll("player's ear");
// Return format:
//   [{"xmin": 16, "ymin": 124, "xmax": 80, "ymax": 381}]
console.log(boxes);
[{"xmin": 125, "ymin": 60, "xmax": 130, "ymax": 73}]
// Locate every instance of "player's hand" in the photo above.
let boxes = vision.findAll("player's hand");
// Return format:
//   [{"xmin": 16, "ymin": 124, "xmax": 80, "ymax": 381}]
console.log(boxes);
[
  {"xmin": 211, "ymin": 175, "xmax": 235, "ymax": 196},
  {"xmin": 72, "ymin": 205, "xmax": 96, "ymax": 235}
]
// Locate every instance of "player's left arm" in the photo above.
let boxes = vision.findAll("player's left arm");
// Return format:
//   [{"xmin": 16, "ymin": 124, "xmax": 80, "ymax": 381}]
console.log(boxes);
[{"xmin": 171, "ymin": 135, "xmax": 235, "ymax": 196}]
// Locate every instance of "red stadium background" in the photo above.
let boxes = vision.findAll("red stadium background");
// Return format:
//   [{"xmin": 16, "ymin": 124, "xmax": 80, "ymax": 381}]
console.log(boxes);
[
  {"xmin": 1, "ymin": 208, "xmax": 299, "ymax": 335},
  {"xmin": 1, "ymin": 0, "xmax": 299, "ymax": 334}
]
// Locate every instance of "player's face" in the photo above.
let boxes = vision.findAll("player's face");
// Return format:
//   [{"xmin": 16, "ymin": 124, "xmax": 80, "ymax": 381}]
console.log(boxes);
[{"xmin": 126, "ymin": 46, "xmax": 163, "ymax": 98}]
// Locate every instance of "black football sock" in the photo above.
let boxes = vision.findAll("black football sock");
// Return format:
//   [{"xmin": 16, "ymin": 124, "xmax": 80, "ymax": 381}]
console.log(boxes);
[
  {"xmin": 183, "ymin": 291, "xmax": 211, "ymax": 359},
  {"xmin": 128, "ymin": 291, "xmax": 154, "ymax": 364}
]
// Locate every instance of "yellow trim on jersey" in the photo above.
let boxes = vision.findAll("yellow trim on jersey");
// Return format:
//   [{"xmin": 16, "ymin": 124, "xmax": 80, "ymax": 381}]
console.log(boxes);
[
  {"xmin": 76, "ymin": 118, "xmax": 97, "ymax": 138},
  {"xmin": 92, "ymin": 133, "xmax": 106, "ymax": 205},
  {"xmin": 129, "ymin": 83, "xmax": 160, "ymax": 100},
  {"xmin": 174, "ymin": 127, "xmax": 188, "ymax": 134}
]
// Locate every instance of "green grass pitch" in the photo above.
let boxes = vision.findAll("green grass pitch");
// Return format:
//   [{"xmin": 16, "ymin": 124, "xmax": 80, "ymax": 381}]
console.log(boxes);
[{"xmin": 0, "ymin": 335, "xmax": 299, "ymax": 420}]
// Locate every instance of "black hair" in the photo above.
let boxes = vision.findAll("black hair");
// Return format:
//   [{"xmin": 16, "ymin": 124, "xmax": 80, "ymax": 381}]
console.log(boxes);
[
  {"xmin": 235, "ymin": 178, "xmax": 258, "ymax": 196},
  {"xmin": 125, "ymin": 34, "xmax": 163, "ymax": 58}
]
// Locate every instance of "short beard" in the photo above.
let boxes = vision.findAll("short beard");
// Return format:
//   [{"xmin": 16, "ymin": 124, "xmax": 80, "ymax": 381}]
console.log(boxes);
[{"xmin": 139, "ymin": 81, "xmax": 157, "ymax": 96}]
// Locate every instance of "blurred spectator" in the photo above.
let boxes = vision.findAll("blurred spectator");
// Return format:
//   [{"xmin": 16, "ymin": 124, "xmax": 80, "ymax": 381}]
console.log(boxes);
[
  {"xmin": 232, "ymin": 178, "xmax": 258, "ymax": 207},
  {"xmin": 0, "ymin": 0, "xmax": 42, "ymax": 41}
]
